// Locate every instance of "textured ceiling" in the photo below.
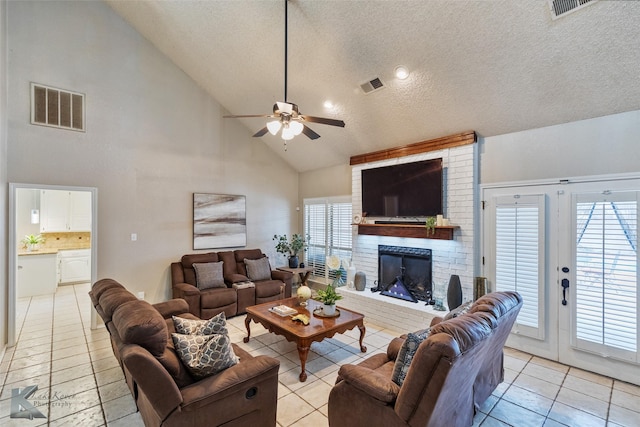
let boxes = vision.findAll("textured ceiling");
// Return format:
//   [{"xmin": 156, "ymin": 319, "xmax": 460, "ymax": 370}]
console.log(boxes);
[{"xmin": 106, "ymin": 0, "xmax": 640, "ymax": 172}]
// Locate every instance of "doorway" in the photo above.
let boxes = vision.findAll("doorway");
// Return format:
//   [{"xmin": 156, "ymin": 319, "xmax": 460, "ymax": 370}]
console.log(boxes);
[
  {"xmin": 8, "ymin": 183, "xmax": 98, "ymax": 347},
  {"xmin": 482, "ymin": 176, "xmax": 639, "ymax": 385}
]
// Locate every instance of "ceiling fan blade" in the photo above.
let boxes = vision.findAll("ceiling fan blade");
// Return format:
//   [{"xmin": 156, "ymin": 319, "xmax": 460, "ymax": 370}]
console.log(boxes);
[
  {"xmin": 302, "ymin": 125, "xmax": 321, "ymax": 140},
  {"xmin": 223, "ymin": 114, "xmax": 272, "ymax": 119},
  {"xmin": 253, "ymin": 127, "xmax": 269, "ymax": 137},
  {"xmin": 300, "ymin": 115, "xmax": 345, "ymax": 127}
]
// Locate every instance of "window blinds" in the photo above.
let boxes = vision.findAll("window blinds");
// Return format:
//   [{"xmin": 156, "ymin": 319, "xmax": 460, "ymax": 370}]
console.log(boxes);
[{"xmin": 304, "ymin": 197, "xmax": 352, "ymax": 281}]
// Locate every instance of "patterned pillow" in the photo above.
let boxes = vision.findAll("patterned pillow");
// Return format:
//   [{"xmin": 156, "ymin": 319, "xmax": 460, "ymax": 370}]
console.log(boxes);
[
  {"xmin": 391, "ymin": 328, "xmax": 431, "ymax": 386},
  {"xmin": 244, "ymin": 257, "xmax": 272, "ymax": 281},
  {"xmin": 172, "ymin": 311, "xmax": 229, "ymax": 335},
  {"xmin": 444, "ymin": 300, "xmax": 473, "ymax": 320},
  {"xmin": 193, "ymin": 261, "xmax": 225, "ymax": 290},
  {"xmin": 172, "ymin": 312, "xmax": 229, "ymax": 336},
  {"xmin": 171, "ymin": 333, "xmax": 239, "ymax": 379}
]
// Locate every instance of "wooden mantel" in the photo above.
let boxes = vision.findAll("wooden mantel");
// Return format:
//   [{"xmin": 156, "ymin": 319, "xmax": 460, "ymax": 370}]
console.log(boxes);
[
  {"xmin": 356, "ymin": 223, "xmax": 458, "ymax": 240},
  {"xmin": 350, "ymin": 131, "xmax": 476, "ymax": 166}
]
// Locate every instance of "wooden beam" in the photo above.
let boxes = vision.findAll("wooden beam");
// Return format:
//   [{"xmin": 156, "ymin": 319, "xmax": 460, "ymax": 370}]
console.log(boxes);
[{"xmin": 350, "ymin": 131, "xmax": 476, "ymax": 166}]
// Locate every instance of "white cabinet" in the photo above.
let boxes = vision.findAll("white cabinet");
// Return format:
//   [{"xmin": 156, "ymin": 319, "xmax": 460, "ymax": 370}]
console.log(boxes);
[
  {"xmin": 40, "ymin": 190, "xmax": 91, "ymax": 232},
  {"xmin": 58, "ymin": 249, "xmax": 91, "ymax": 284},
  {"xmin": 17, "ymin": 254, "xmax": 58, "ymax": 297}
]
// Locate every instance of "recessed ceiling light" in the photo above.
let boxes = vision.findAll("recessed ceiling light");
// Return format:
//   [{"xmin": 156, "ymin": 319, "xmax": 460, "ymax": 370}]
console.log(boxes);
[
  {"xmin": 323, "ymin": 100, "xmax": 334, "ymax": 109},
  {"xmin": 394, "ymin": 66, "xmax": 409, "ymax": 80}
]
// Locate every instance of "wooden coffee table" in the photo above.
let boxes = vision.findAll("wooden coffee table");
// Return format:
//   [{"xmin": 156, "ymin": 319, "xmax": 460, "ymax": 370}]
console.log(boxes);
[{"xmin": 244, "ymin": 297, "xmax": 367, "ymax": 382}]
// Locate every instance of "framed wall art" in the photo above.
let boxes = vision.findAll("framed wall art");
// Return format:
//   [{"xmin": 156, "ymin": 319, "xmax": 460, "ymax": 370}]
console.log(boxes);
[{"xmin": 193, "ymin": 193, "xmax": 247, "ymax": 249}]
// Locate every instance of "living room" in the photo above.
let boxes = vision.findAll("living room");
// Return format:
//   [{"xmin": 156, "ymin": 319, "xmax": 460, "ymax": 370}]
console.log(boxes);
[{"xmin": 1, "ymin": 1, "xmax": 640, "ymax": 426}]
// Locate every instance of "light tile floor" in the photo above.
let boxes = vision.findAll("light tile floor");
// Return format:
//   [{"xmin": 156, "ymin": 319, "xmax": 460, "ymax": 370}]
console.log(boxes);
[{"xmin": 1, "ymin": 283, "xmax": 639, "ymax": 426}]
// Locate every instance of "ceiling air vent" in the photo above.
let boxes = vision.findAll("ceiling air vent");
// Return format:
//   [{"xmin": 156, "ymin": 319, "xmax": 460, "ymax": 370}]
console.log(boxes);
[
  {"xmin": 360, "ymin": 77, "xmax": 385, "ymax": 94},
  {"xmin": 31, "ymin": 83, "xmax": 85, "ymax": 132},
  {"xmin": 548, "ymin": 0, "xmax": 597, "ymax": 20}
]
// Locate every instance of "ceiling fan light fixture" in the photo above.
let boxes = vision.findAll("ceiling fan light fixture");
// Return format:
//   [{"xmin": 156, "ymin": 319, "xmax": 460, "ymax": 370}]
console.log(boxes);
[
  {"xmin": 289, "ymin": 120, "xmax": 303, "ymax": 136},
  {"xmin": 267, "ymin": 120, "xmax": 282, "ymax": 135},
  {"xmin": 281, "ymin": 125, "xmax": 295, "ymax": 140},
  {"xmin": 395, "ymin": 65, "xmax": 410, "ymax": 80}
]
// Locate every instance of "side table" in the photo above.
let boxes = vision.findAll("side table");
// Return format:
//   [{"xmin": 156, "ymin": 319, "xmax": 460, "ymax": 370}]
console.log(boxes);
[{"xmin": 276, "ymin": 266, "xmax": 314, "ymax": 287}]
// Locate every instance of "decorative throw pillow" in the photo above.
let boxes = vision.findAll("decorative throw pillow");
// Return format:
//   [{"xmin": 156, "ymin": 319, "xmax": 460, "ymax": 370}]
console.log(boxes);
[
  {"xmin": 172, "ymin": 312, "xmax": 229, "ymax": 336},
  {"xmin": 444, "ymin": 300, "xmax": 474, "ymax": 320},
  {"xmin": 171, "ymin": 333, "xmax": 239, "ymax": 379},
  {"xmin": 391, "ymin": 328, "xmax": 431, "ymax": 386},
  {"xmin": 244, "ymin": 257, "xmax": 272, "ymax": 281},
  {"xmin": 193, "ymin": 261, "xmax": 225, "ymax": 290}
]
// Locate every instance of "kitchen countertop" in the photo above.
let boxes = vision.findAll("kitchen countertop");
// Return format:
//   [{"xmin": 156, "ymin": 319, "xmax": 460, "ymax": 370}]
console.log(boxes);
[{"xmin": 18, "ymin": 247, "xmax": 90, "ymax": 256}]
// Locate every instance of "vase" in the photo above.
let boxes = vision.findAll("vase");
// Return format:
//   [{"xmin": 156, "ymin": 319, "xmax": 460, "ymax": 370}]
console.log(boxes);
[
  {"xmin": 354, "ymin": 271, "xmax": 366, "ymax": 291},
  {"xmin": 346, "ymin": 261, "xmax": 357, "ymax": 289},
  {"xmin": 323, "ymin": 303, "xmax": 336, "ymax": 316},
  {"xmin": 288, "ymin": 255, "xmax": 299, "ymax": 268},
  {"xmin": 297, "ymin": 285, "xmax": 312, "ymax": 307},
  {"xmin": 447, "ymin": 274, "xmax": 463, "ymax": 311}
]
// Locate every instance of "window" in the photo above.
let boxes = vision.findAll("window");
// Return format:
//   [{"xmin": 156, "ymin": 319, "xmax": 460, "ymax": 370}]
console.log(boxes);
[
  {"xmin": 493, "ymin": 194, "xmax": 545, "ymax": 339},
  {"xmin": 574, "ymin": 193, "xmax": 638, "ymax": 360},
  {"xmin": 304, "ymin": 196, "xmax": 352, "ymax": 282}
]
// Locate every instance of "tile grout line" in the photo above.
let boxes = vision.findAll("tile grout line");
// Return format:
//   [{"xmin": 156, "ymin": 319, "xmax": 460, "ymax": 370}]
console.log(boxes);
[{"xmin": 75, "ymin": 283, "xmax": 109, "ymax": 426}]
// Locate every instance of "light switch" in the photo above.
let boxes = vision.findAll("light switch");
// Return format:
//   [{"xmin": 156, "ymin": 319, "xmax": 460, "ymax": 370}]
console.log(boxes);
[{"xmin": 131, "ymin": 233, "xmax": 137, "ymax": 241}]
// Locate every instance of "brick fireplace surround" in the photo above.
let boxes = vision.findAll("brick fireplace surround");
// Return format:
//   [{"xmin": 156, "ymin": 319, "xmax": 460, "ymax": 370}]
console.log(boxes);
[{"xmin": 337, "ymin": 139, "xmax": 478, "ymax": 332}]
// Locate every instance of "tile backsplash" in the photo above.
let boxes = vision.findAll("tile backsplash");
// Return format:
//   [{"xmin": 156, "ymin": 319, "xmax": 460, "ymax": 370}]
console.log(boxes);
[{"xmin": 39, "ymin": 232, "xmax": 91, "ymax": 250}]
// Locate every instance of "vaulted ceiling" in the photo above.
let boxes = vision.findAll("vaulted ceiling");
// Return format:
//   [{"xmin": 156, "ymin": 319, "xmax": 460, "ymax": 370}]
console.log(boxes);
[{"xmin": 106, "ymin": 0, "xmax": 640, "ymax": 172}]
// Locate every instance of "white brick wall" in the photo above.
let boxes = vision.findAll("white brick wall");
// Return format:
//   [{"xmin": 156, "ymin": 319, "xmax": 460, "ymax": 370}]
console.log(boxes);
[{"xmin": 348, "ymin": 144, "xmax": 477, "ymax": 329}]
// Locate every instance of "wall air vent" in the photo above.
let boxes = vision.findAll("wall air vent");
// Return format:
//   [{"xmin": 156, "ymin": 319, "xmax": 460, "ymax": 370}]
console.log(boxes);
[
  {"xmin": 31, "ymin": 83, "xmax": 85, "ymax": 132},
  {"xmin": 360, "ymin": 77, "xmax": 385, "ymax": 94},
  {"xmin": 548, "ymin": 0, "xmax": 597, "ymax": 20}
]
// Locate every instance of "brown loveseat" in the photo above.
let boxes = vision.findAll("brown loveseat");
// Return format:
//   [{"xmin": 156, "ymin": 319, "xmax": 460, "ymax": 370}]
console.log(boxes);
[
  {"xmin": 90, "ymin": 278, "xmax": 280, "ymax": 427},
  {"xmin": 171, "ymin": 249, "xmax": 293, "ymax": 319},
  {"xmin": 327, "ymin": 291, "xmax": 522, "ymax": 427}
]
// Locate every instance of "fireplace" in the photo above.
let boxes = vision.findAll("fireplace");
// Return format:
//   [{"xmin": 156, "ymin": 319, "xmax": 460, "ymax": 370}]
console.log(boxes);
[{"xmin": 374, "ymin": 245, "xmax": 433, "ymax": 303}]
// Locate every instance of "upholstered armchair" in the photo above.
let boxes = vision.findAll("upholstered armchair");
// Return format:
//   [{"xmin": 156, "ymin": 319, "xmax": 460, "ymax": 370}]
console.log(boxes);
[{"xmin": 328, "ymin": 292, "xmax": 522, "ymax": 427}]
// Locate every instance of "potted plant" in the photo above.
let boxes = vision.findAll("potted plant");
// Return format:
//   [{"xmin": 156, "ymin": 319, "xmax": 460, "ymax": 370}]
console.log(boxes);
[
  {"xmin": 425, "ymin": 216, "xmax": 437, "ymax": 235},
  {"xmin": 316, "ymin": 282, "xmax": 343, "ymax": 316},
  {"xmin": 273, "ymin": 234, "xmax": 308, "ymax": 268},
  {"xmin": 21, "ymin": 234, "xmax": 45, "ymax": 251}
]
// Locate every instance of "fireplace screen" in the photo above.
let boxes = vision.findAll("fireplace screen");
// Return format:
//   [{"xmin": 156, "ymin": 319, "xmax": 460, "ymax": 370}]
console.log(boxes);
[{"xmin": 376, "ymin": 245, "xmax": 432, "ymax": 303}]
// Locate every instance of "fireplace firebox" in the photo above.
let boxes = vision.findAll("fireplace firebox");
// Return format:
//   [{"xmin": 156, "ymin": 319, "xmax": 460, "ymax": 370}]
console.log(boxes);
[{"xmin": 373, "ymin": 245, "xmax": 433, "ymax": 303}]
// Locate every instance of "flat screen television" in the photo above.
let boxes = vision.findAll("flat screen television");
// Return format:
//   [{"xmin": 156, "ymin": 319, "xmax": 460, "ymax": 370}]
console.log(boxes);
[{"xmin": 361, "ymin": 158, "xmax": 443, "ymax": 217}]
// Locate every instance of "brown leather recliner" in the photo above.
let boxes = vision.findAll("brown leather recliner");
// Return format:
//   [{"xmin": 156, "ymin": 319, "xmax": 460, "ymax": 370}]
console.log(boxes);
[
  {"xmin": 90, "ymin": 278, "xmax": 281, "ymax": 427},
  {"xmin": 171, "ymin": 249, "xmax": 293, "ymax": 319},
  {"xmin": 327, "ymin": 291, "xmax": 522, "ymax": 427}
]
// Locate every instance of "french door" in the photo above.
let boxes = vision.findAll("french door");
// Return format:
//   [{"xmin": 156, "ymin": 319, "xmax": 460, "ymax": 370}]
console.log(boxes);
[{"xmin": 482, "ymin": 177, "xmax": 639, "ymax": 384}]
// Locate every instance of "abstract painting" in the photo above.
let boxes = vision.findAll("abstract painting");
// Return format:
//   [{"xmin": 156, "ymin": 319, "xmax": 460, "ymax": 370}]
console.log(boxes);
[{"xmin": 193, "ymin": 193, "xmax": 246, "ymax": 249}]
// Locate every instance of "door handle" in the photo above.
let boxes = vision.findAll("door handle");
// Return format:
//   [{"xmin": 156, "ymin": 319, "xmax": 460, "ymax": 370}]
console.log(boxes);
[{"xmin": 561, "ymin": 278, "xmax": 570, "ymax": 306}]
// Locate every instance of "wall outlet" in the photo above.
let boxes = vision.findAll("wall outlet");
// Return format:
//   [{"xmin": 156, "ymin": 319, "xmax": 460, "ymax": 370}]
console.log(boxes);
[
  {"xmin": 137, "ymin": 291, "xmax": 145, "ymax": 300},
  {"xmin": 131, "ymin": 233, "xmax": 137, "ymax": 241}
]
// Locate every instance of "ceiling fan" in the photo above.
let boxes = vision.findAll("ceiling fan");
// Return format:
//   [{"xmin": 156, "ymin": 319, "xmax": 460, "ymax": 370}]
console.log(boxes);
[{"xmin": 223, "ymin": 0, "xmax": 345, "ymax": 148}]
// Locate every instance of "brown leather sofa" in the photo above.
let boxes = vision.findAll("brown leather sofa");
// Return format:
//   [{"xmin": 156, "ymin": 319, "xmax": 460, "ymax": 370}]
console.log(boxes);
[
  {"xmin": 171, "ymin": 249, "xmax": 293, "ymax": 319},
  {"xmin": 90, "ymin": 278, "xmax": 280, "ymax": 427},
  {"xmin": 327, "ymin": 291, "xmax": 522, "ymax": 427}
]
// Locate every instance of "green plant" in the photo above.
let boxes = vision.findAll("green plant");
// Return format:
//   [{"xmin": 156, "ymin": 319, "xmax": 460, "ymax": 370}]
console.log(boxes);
[
  {"xmin": 273, "ymin": 234, "xmax": 308, "ymax": 257},
  {"xmin": 425, "ymin": 217, "xmax": 437, "ymax": 235},
  {"xmin": 316, "ymin": 283, "xmax": 343, "ymax": 306},
  {"xmin": 21, "ymin": 234, "xmax": 45, "ymax": 247}
]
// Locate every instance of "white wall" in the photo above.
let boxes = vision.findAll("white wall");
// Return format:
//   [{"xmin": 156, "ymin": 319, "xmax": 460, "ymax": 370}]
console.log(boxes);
[
  {"xmin": 480, "ymin": 110, "xmax": 640, "ymax": 184},
  {"xmin": 1, "ymin": 0, "xmax": 9, "ymax": 349},
  {"xmin": 6, "ymin": 1, "xmax": 299, "ymax": 304}
]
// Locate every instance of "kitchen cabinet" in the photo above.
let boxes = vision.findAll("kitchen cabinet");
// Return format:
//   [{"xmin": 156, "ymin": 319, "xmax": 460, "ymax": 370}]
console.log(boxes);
[
  {"xmin": 40, "ymin": 190, "xmax": 91, "ymax": 232},
  {"xmin": 58, "ymin": 249, "xmax": 91, "ymax": 284},
  {"xmin": 17, "ymin": 254, "xmax": 58, "ymax": 297}
]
